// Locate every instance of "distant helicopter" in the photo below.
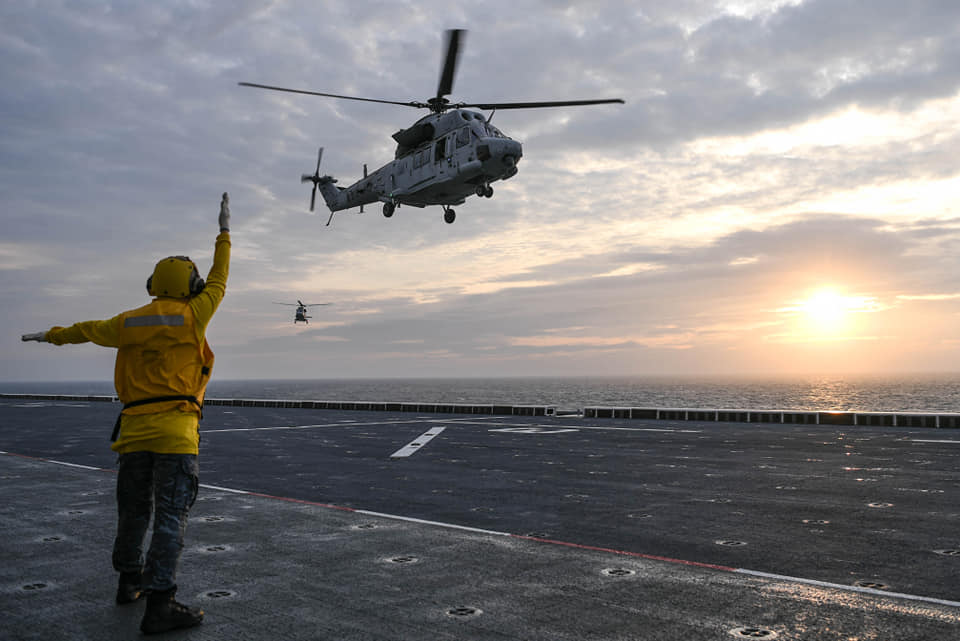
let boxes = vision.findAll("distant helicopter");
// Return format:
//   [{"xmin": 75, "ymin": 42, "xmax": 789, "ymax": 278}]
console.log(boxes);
[
  {"xmin": 240, "ymin": 29, "xmax": 623, "ymax": 225},
  {"xmin": 274, "ymin": 300, "xmax": 331, "ymax": 324}
]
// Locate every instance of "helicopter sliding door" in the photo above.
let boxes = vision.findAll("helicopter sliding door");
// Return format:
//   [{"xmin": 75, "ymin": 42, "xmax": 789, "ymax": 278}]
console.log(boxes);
[
  {"xmin": 409, "ymin": 146, "xmax": 432, "ymax": 189},
  {"xmin": 434, "ymin": 133, "xmax": 456, "ymax": 180},
  {"xmin": 434, "ymin": 137, "xmax": 446, "ymax": 163}
]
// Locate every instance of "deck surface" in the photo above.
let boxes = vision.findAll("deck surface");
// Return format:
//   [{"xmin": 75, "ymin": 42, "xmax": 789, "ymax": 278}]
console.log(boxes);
[{"xmin": 2, "ymin": 399, "xmax": 959, "ymax": 639}]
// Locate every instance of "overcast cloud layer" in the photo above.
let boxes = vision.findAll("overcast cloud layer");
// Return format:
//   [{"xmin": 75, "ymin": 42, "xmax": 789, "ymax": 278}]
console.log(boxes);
[{"xmin": 2, "ymin": 0, "xmax": 959, "ymax": 382}]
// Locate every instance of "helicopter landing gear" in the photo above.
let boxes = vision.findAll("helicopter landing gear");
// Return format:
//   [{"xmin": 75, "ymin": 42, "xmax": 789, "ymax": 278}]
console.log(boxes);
[
  {"xmin": 383, "ymin": 201, "xmax": 395, "ymax": 218},
  {"xmin": 475, "ymin": 184, "xmax": 494, "ymax": 198},
  {"xmin": 443, "ymin": 206, "xmax": 456, "ymax": 224}
]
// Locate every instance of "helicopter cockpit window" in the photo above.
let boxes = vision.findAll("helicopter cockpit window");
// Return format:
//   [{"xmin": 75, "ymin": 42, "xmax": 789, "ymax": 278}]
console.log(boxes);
[
  {"xmin": 485, "ymin": 122, "xmax": 506, "ymax": 138},
  {"xmin": 456, "ymin": 126, "xmax": 470, "ymax": 148}
]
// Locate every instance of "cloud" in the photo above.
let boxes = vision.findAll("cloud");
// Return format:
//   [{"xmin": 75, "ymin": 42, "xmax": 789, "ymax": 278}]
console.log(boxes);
[{"xmin": 3, "ymin": 1, "xmax": 960, "ymax": 381}]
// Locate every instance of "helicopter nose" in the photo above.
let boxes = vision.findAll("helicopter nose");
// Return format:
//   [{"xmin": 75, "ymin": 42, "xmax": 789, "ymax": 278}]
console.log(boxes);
[
  {"xmin": 478, "ymin": 139, "xmax": 523, "ymax": 175},
  {"xmin": 503, "ymin": 140, "xmax": 522, "ymax": 165}
]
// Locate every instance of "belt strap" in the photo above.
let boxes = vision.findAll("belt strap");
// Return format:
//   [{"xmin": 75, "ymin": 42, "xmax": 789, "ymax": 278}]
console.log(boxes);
[{"xmin": 111, "ymin": 395, "xmax": 203, "ymax": 442}]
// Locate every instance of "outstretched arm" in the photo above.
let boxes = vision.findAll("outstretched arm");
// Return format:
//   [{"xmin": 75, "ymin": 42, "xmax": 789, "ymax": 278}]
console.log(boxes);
[{"xmin": 22, "ymin": 315, "xmax": 123, "ymax": 347}]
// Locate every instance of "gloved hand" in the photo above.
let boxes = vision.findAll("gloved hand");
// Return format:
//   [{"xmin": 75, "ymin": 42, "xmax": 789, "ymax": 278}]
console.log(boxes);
[
  {"xmin": 219, "ymin": 192, "xmax": 230, "ymax": 232},
  {"xmin": 21, "ymin": 332, "xmax": 47, "ymax": 342}
]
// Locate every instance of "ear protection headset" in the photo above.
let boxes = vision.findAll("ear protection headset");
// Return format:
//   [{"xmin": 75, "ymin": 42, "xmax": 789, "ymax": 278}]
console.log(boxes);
[{"xmin": 146, "ymin": 256, "xmax": 205, "ymax": 298}]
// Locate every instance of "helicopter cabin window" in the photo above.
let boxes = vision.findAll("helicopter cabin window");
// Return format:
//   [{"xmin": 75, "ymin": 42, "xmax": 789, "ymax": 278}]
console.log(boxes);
[
  {"xmin": 456, "ymin": 126, "xmax": 470, "ymax": 148},
  {"xmin": 434, "ymin": 138, "xmax": 446, "ymax": 163}
]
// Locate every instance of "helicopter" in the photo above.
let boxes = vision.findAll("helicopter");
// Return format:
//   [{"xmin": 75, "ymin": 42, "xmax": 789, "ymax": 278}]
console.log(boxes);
[
  {"xmin": 240, "ymin": 29, "xmax": 623, "ymax": 225},
  {"xmin": 274, "ymin": 300, "xmax": 331, "ymax": 324}
]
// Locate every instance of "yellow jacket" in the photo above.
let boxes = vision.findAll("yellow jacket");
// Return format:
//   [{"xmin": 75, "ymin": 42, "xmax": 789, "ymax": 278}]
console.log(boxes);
[{"xmin": 46, "ymin": 231, "xmax": 230, "ymax": 454}]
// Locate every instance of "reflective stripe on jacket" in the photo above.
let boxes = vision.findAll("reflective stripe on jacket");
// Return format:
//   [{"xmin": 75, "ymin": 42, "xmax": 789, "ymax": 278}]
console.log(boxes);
[{"xmin": 116, "ymin": 298, "xmax": 214, "ymax": 418}]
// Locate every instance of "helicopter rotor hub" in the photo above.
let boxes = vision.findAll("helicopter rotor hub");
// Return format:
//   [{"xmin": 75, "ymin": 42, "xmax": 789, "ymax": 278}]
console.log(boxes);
[{"xmin": 427, "ymin": 97, "xmax": 451, "ymax": 113}]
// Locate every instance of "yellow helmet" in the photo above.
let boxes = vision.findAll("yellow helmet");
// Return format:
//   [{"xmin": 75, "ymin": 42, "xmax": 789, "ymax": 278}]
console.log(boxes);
[{"xmin": 146, "ymin": 256, "xmax": 205, "ymax": 298}]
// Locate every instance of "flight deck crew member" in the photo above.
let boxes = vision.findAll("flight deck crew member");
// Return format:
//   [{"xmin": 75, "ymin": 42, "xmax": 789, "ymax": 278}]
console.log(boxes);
[{"xmin": 21, "ymin": 193, "xmax": 231, "ymax": 635}]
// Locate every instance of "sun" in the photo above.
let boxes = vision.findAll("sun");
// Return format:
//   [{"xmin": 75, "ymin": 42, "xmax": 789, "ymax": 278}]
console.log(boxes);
[
  {"xmin": 782, "ymin": 287, "xmax": 881, "ymax": 337},
  {"xmin": 801, "ymin": 289, "xmax": 850, "ymax": 330}
]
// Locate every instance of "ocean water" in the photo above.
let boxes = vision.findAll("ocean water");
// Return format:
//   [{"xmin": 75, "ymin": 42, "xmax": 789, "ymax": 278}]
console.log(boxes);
[{"xmin": 3, "ymin": 374, "xmax": 960, "ymax": 413}]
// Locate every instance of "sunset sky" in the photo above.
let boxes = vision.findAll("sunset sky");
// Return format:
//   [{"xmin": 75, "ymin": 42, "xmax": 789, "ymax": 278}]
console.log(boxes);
[{"xmin": 2, "ymin": 0, "xmax": 959, "ymax": 381}]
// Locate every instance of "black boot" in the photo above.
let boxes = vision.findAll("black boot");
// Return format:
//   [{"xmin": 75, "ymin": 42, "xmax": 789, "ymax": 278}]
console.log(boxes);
[
  {"xmin": 115, "ymin": 571, "xmax": 143, "ymax": 605},
  {"xmin": 140, "ymin": 587, "xmax": 204, "ymax": 635}
]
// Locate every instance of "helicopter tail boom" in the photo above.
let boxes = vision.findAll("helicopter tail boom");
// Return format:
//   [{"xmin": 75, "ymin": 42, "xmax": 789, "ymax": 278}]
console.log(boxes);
[{"xmin": 315, "ymin": 176, "xmax": 344, "ymax": 211}]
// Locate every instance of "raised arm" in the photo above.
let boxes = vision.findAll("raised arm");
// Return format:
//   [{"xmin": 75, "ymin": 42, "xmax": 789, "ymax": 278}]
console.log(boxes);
[{"xmin": 191, "ymin": 192, "xmax": 232, "ymax": 336}]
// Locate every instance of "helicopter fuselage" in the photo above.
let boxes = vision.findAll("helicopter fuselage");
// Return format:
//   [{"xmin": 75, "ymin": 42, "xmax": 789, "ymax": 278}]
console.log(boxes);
[{"xmin": 316, "ymin": 109, "xmax": 522, "ymax": 218}]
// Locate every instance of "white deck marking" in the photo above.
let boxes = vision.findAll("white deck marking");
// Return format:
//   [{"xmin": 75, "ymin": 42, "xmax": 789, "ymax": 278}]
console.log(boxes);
[
  {"xmin": 200, "ymin": 484, "xmax": 250, "ymax": 494},
  {"xmin": 48, "ymin": 460, "xmax": 102, "ymax": 471},
  {"xmin": 439, "ymin": 419, "xmax": 700, "ymax": 434},
  {"xmin": 390, "ymin": 427, "xmax": 446, "ymax": 458},
  {"xmin": 736, "ymin": 569, "xmax": 960, "ymax": 609},
  {"xmin": 560, "ymin": 424, "xmax": 701, "ymax": 434},
  {"xmin": 205, "ymin": 419, "xmax": 425, "ymax": 433},
  {"xmin": 355, "ymin": 509, "xmax": 510, "ymax": 536},
  {"xmin": 911, "ymin": 439, "xmax": 960, "ymax": 444},
  {"xmin": 490, "ymin": 427, "xmax": 579, "ymax": 434}
]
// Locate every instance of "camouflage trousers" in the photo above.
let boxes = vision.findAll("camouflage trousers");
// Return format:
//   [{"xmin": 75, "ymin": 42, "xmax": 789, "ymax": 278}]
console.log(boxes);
[{"xmin": 112, "ymin": 452, "xmax": 199, "ymax": 592}]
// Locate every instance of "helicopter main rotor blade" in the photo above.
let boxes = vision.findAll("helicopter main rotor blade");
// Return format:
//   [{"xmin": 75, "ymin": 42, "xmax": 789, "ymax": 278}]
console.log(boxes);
[
  {"xmin": 436, "ymin": 29, "xmax": 464, "ymax": 102},
  {"xmin": 459, "ymin": 98, "xmax": 625, "ymax": 110},
  {"xmin": 239, "ymin": 82, "xmax": 427, "ymax": 108}
]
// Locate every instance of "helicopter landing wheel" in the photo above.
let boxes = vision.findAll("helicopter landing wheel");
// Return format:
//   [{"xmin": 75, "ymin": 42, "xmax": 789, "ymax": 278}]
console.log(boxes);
[
  {"xmin": 443, "ymin": 208, "xmax": 456, "ymax": 224},
  {"xmin": 475, "ymin": 185, "xmax": 486, "ymax": 197},
  {"xmin": 383, "ymin": 202, "xmax": 395, "ymax": 218},
  {"xmin": 484, "ymin": 185, "xmax": 494, "ymax": 198}
]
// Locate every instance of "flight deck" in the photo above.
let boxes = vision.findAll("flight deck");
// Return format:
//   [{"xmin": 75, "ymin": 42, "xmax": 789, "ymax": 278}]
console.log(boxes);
[{"xmin": 1, "ymin": 397, "xmax": 958, "ymax": 640}]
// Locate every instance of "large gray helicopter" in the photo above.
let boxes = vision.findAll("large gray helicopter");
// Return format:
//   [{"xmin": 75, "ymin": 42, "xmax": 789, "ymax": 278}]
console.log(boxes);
[{"xmin": 240, "ymin": 30, "xmax": 623, "ymax": 225}]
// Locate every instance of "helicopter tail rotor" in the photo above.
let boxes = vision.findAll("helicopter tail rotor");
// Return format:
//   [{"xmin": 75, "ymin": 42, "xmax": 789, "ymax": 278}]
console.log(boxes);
[{"xmin": 301, "ymin": 148, "xmax": 325, "ymax": 212}]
